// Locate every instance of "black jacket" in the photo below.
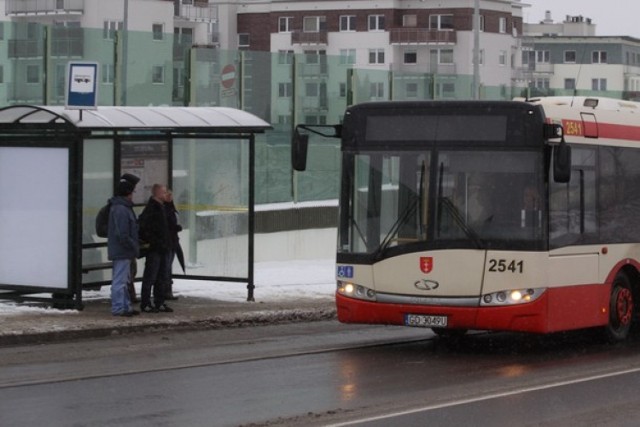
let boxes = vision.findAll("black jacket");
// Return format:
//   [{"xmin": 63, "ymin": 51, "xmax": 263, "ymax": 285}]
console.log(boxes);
[
  {"xmin": 165, "ymin": 200, "xmax": 182, "ymax": 250},
  {"xmin": 138, "ymin": 197, "xmax": 171, "ymax": 252}
]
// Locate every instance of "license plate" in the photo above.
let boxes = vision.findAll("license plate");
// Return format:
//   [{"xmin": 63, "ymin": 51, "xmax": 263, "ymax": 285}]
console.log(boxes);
[{"xmin": 405, "ymin": 314, "xmax": 448, "ymax": 328}]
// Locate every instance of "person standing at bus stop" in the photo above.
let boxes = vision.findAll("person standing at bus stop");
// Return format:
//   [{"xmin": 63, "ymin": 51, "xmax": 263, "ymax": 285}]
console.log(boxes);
[
  {"xmin": 107, "ymin": 173, "xmax": 141, "ymax": 317},
  {"xmin": 138, "ymin": 183, "xmax": 174, "ymax": 313}
]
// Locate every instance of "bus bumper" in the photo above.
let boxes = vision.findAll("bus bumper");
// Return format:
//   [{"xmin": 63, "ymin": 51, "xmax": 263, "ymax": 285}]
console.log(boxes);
[{"xmin": 336, "ymin": 291, "xmax": 551, "ymax": 333}]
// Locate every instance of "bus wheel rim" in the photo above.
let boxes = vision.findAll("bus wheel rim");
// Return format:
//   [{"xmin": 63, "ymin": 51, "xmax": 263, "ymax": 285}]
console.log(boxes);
[{"xmin": 615, "ymin": 288, "xmax": 633, "ymax": 326}]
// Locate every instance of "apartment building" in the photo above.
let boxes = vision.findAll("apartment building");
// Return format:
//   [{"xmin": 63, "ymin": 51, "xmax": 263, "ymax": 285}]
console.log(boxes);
[
  {"xmin": 0, "ymin": 0, "xmax": 218, "ymax": 105},
  {"xmin": 522, "ymin": 13, "xmax": 640, "ymax": 99},
  {"xmin": 231, "ymin": 0, "xmax": 527, "ymax": 126}
]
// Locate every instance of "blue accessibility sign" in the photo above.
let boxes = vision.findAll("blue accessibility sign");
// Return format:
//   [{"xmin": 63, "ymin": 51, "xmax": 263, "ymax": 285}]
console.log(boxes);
[{"xmin": 337, "ymin": 265, "xmax": 354, "ymax": 278}]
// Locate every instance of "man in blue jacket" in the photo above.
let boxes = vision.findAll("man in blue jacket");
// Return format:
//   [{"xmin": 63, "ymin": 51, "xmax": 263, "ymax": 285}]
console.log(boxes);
[{"xmin": 108, "ymin": 173, "xmax": 141, "ymax": 317}]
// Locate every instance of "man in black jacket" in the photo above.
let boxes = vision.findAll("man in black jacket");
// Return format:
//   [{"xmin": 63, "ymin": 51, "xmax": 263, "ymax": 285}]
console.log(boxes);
[{"xmin": 138, "ymin": 184, "xmax": 173, "ymax": 313}]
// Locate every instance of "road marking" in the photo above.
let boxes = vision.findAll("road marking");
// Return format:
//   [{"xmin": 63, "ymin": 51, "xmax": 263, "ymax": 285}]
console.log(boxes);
[{"xmin": 329, "ymin": 365, "xmax": 640, "ymax": 426}]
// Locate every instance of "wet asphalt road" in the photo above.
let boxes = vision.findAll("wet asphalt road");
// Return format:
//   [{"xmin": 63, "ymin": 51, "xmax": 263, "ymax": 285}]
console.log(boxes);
[{"xmin": 2, "ymin": 321, "xmax": 640, "ymax": 426}]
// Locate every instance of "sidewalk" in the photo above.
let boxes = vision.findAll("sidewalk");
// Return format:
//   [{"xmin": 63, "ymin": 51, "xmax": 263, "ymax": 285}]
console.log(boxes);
[{"xmin": 0, "ymin": 294, "xmax": 337, "ymax": 346}]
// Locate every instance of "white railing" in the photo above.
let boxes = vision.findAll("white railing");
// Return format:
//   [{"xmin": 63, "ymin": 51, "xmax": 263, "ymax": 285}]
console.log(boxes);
[
  {"xmin": 177, "ymin": 4, "xmax": 217, "ymax": 22},
  {"xmin": 6, "ymin": 0, "xmax": 84, "ymax": 14}
]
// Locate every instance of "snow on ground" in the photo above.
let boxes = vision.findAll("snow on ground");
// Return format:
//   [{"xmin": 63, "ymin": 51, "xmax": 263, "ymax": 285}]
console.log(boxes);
[{"xmin": 0, "ymin": 259, "xmax": 336, "ymax": 316}]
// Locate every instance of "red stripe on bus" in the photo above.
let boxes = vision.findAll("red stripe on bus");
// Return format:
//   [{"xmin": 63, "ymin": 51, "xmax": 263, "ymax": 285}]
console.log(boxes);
[{"xmin": 596, "ymin": 122, "xmax": 640, "ymax": 141}]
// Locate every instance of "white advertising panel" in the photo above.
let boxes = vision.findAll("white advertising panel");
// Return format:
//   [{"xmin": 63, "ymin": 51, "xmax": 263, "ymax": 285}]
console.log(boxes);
[{"xmin": 0, "ymin": 147, "xmax": 69, "ymax": 288}]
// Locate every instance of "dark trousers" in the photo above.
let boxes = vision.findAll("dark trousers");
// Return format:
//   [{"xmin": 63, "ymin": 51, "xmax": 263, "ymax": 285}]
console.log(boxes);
[{"xmin": 141, "ymin": 249, "xmax": 168, "ymax": 308}]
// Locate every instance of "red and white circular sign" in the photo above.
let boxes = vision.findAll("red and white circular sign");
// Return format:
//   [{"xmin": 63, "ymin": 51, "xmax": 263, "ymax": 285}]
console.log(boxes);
[{"xmin": 221, "ymin": 64, "xmax": 236, "ymax": 89}]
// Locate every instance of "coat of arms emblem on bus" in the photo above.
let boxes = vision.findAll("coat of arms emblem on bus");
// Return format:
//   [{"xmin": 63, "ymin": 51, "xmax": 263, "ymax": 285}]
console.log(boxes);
[{"xmin": 420, "ymin": 257, "xmax": 433, "ymax": 274}]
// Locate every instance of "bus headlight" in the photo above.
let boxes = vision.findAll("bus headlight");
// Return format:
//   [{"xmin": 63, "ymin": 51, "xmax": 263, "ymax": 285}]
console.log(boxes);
[
  {"xmin": 481, "ymin": 288, "xmax": 545, "ymax": 306},
  {"xmin": 337, "ymin": 281, "xmax": 377, "ymax": 302}
]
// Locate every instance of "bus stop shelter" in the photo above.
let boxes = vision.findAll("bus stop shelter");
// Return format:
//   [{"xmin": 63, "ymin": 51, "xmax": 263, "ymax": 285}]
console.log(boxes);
[{"xmin": 0, "ymin": 105, "xmax": 271, "ymax": 309}]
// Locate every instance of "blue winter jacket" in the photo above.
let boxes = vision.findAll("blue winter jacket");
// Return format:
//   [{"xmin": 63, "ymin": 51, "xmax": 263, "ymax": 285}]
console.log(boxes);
[{"xmin": 107, "ymin": 196, "xmax": 139, "ymax": 260}]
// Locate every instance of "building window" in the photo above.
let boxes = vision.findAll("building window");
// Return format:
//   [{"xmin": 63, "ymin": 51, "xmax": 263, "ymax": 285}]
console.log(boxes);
[
  {"xmin": 102, "ymin": 64, "xmax": 114, "ymax": 84},
  {"xmin": 279, "ymin": 17, "xmax": 293, "ymax": 33},
  {"xmin": 304, "ymin": 115, "xmax": 326, "ymax": 125},
  {"xmin": 536, "ymin": 50, "xmax": 550, "ymax": 64},
  {"xmin": 404, "ymin": 50, "xmax": 417, "ymax": 64},
  {"xmin": 152, "ymin": 66, "xmax": 164, "ymax": 84},
  {"xmin": 532, "ymin": 78, "xmax": 550, "ymax": 90},
  {"xmin": 479, "ymin": 15, "xmax": 485, "ymax": 32},
  {"xmin": 152, "ymin": 23, "xmax": 164, "ymax": 41},
  {"xmin": 429, "ymin": 14, "xmax": 454, "ymax": 30},
  {"xmin": 278, "ymin": 82, "xmax": 292, "ymax": 97},
  {"xmin": 173, "ymin": 67, "xmax": 184, "ymax": 88},
  {"xmin": 564, "ymin": 50, "xmax": 576, "ymax": 63},
  {"xmin": 339, "ymin": 82, "xmax": 347, "ymax": 97},
  {"xmin": 174, "ymin": 27, "xmax": 193, "ymax": 44},
  {"xmin": 368, "ymin": 48, "xmax": 385, "ymax": 65},
  {"xmin": 564, "ymin": 78, "xmax": 576, "ymax": 90},
  {"xmin": 304, "ymin": 49, "xmax": 325, "ymax": 64},
  {"xmin": 306, "ymin": 82, "xmax": 319, "ymax": 97},
  {"xmin": 406, "ymin": 82, "xmax": 418, "ymax": 98},
  {"xmin": 368, "ymin": 15, "xmax": 385, "ymax": 31},
  {"xmin": 438, "ymin": 49, "xmax": 454, "ymax": 64},
  {"xmin": 26, "ymin": 65, "xmax": 39, "ymax": 83},
  {"xmin": 592, "ymin": 78, "xmax": 607, "ymax": 91},
  {"xmin": 499, "ymin": 17, "xmax": 507, "ymax": 33},
  {"xmin": 592, "ymin": 51, "xmax": 607, "ymax": 64},
  {"xmin": 238, "ymin": 33, "xmax": 250, "ymax": 48},
  {"xmin": 403, "ymin": 15, "xmax": 417, "ymax": 27},
  {"xmin": 499, "ymin": 50, "xmax": 507, "ymax": 66},
  {"xmin": 277, "ymin": 115, "xmax": 291, "ymax": 125},
  {"xmin": 0, "ymin": 22, "xmax": 5, "ymax": 40},
  {"xmin": 278, "ymin": 50, "xmax": 293, "ymax": 65},
  {"xmin": 340, "ymin": 15, "xmax": 356, "ymax": 31},
  {"xmin": 303, "ymin": 16, "xmax": 326, "ymax": 33},
  {"xmin": 339, "ymin": 49, "xmax": 356, "ymax": 65},
  {"xmin": 103, "ymin": 20, "xmax": 123, "ymax": 40},
  {"xmin": 370, "ymin": 82, "xmax": 385, "ymax": 99}
]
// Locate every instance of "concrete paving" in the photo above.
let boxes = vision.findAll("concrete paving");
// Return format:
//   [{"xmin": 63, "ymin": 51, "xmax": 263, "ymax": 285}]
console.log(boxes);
[{"xmin": 0, "ymin": 295, "xmax": 337, "ymax": 346}]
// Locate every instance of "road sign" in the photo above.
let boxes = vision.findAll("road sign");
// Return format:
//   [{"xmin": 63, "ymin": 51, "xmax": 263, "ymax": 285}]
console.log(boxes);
[{"xmin": 221, "ymin": 64, "xmax": 236, "ymax": 89}]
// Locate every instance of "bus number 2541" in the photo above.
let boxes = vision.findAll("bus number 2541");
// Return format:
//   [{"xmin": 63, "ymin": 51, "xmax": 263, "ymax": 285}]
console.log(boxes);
[{"xmin": 488, "ymin": 259, "xmax": 524, "ymax": 274}]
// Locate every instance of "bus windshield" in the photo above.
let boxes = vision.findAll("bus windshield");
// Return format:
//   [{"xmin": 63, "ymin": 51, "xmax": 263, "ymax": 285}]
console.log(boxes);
[{"xmin": 339, "ymin": 149, "xmax": 546, "ymax": 257}]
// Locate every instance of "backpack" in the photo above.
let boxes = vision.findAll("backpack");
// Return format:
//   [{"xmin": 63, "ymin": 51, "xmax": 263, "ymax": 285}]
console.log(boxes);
[{"xmin": 95, "ymin": 201, "xmax": 111, "ymax": 238}]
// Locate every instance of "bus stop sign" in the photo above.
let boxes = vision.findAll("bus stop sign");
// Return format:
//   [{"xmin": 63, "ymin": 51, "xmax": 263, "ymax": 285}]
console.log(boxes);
[{"xmin": 66, "ymin": 62, "xmax": 98, "ymax": 110}]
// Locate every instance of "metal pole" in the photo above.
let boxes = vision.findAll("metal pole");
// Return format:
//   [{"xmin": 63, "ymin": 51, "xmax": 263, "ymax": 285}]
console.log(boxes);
[
  {"xmin": 122, "ymin": 0, "xmax": 128, "ymax": 105},
  {"xmin": 472, "ymin": 0, "xmax": 480, "ymax": 100},
  {"xmin": 247, "ymin": 134, "xmax": 255, "ymax": 302}
]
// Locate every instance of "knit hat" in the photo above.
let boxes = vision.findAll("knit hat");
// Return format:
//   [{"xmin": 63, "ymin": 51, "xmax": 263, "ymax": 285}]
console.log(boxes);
[{"xmin": 116, "ymin": 173, "xmax": 139, "ymax": 196}]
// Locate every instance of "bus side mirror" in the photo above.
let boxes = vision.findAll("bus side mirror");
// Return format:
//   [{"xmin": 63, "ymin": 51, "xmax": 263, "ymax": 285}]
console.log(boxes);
[
  {"xmin": 292, "ymin": 129, "xmax": 309, "ymax": 172},
  {"xmin": 553, "ymin": 140, "xmax": 572, "ymax": 183}
]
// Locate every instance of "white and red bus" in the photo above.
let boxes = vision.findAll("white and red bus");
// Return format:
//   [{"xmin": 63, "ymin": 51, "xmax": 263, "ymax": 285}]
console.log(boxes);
[{"xmin": 293, "ymin": 97, "xmax": 640, "ymax": 340}]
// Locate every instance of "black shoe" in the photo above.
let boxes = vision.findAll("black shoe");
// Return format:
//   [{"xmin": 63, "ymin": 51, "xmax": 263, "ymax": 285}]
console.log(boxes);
[
  {"xmin": 128, "ymin": 309, "xmax": 140, "ymax": 316},
  {"xmin": 165, "ymin": 294, "xmax": 179, "ymax": 301},
  {"xmin": 141, "ymin": 305, "xmax": 159, "ymax": 314},
  {"xmin": 156, "ymin": 304, "xmax": 174, "ymax": 313}
]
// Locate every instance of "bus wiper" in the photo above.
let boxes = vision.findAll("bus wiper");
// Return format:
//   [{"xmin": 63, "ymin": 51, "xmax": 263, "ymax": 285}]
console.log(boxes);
[
  {"xmin": 439, "ymin": 196, "xmax": 484, "ymax": 249},
  {"xmin": 373, "ymin": 196, "xmax": 418, "ymax": 260}
]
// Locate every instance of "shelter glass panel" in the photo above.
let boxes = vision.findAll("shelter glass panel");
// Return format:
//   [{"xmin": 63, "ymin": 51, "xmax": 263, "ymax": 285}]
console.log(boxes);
[{"xmin": 173, "ymin": 137, "xmax": 250, "ymax": 278}]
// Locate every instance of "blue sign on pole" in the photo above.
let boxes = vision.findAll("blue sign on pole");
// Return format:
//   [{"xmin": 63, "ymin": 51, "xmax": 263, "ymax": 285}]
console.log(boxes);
[{"xmin": 66, "ymin": 62, "xmax": 98, "ymax": 110}]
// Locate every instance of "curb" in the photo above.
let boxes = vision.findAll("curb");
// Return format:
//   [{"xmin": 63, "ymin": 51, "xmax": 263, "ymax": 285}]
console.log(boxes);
[{"xmin": 0, "ymin": 307, "xmax": 338, "ymax": 347}]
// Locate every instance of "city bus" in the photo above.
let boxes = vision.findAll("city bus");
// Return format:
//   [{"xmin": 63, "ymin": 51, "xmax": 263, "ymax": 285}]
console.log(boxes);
[{"xmin": 292, "ymin": 97, "xmax": 640, "ymax": 341}]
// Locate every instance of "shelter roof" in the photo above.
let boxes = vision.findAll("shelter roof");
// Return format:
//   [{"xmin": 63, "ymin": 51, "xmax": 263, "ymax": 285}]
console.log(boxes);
[{"xmin": 0, "ymin": 105, "xmax": 271, "ymax": 133}]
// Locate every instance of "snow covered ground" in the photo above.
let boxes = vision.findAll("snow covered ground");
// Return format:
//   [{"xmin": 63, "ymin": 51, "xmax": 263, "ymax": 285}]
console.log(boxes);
[{"xmin": 0, "ymin": 259, "xmax": 336, "ymax": 316}]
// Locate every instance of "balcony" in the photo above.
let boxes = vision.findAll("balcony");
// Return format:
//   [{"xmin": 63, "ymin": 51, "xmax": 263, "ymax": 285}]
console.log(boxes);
[
  {"xmin": 390, "ymin": 28, "xmax": 456, "ymax": 45},
  {"xmin": 291, "ymin": 31, "xmax": 328, "ymax": 45},
  {"xmin": 8, "ymin": 40, "xmax": 41, "ymax": 58},
  {"xmin": 298, "ymin": 62, "xmax": 328, "ymax": 77},
  {"xmin": 175, "ymin": 3, "xmax": 217, "ymax": 22},
  {"xmin": 6, "ymin": 0, "xmax": 84, "ymax": 16},
  {"xmin": 393, "ymin": 62, "xmax": 457, "ymax": 75}
]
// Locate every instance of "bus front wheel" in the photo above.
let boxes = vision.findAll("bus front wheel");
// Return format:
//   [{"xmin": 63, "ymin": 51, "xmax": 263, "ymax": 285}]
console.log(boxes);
[{"xmin": 605, "ymin": 273, "xmax": 635, "ymax": 343}]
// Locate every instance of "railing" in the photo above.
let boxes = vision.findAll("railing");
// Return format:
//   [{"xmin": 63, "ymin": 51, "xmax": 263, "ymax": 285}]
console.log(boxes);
[
  {"xmin": 393, "ymin": 62, "xmax": 457, "ymax": 75},
  {"xmin": 6, "ymin": 0, "xmax": 84, "ymax": 15},
  {"xmin": 175, "ymin": 4, "xmax": 217, "ymax": 22},
  {"xmin": 298, "ymin": 62, "xmax": 328, "ymax": 76},
  {"xmin": 291, "ymin": 31, "xmax": 328, "ymax": 45},
  {"xmin": 390, "ymin": 28, "xmax": 456, "ymax": 44}
]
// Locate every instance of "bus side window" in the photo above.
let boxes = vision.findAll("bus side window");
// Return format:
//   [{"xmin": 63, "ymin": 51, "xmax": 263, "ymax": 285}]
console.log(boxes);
[{"xmin": 549, "ymin": 147, "xmax": 597, "ymax": 248}]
